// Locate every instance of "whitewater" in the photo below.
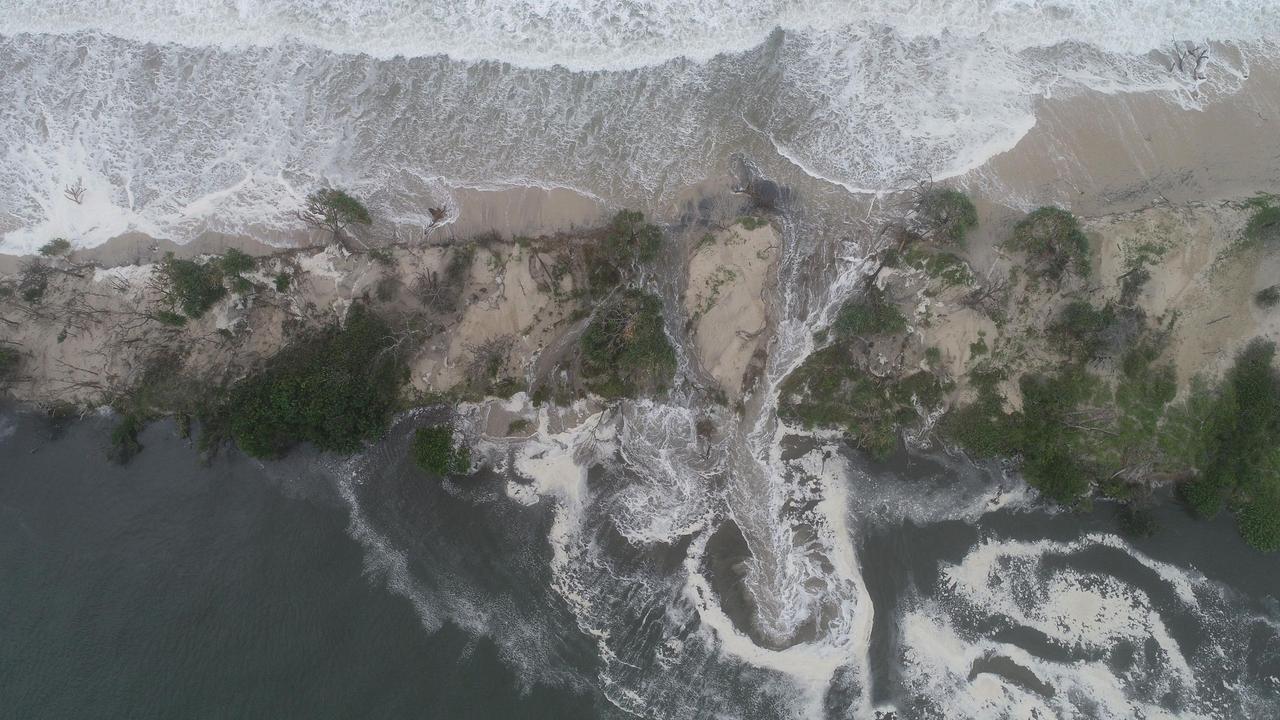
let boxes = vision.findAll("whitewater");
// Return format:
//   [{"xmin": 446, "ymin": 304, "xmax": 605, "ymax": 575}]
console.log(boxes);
[
  {"xmin": 4, "ymin": 2, "xmax": 1280, "ymax": 718},
  {"xmin": 0, "ymin": 1, "xmax": 1276, "ymax": 251}
]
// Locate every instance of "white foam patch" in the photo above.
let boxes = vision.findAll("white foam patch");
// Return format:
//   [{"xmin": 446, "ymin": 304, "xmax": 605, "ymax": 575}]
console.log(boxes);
[
  {"xmin": 0, "ymin": 5, "xmax": 1274, "ymax": 250},
  {"xmin": 894, "ymin": 532, "xmax": 1280, "ymax": 718}
]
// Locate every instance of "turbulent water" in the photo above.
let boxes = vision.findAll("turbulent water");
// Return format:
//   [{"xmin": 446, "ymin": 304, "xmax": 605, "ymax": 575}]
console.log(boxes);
[
  {"xmin": 0, "ymin": 1, "xmax": 1275, "ymax": 250},
  {"xmin": 4, "ymin": 2, "xmax": 1280, "ymax": 719}
]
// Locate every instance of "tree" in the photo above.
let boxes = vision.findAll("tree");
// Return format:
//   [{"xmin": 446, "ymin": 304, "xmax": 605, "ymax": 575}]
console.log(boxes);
[{"xmin": 298, "ymin": 188, "xmax": 372, "ymax": 245}]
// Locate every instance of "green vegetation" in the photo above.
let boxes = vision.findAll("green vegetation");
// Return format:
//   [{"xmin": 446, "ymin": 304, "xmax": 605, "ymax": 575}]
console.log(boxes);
[
  {"xmin": 1178, "ymin": 339, "xmax": 1280, "ymax": 550},
  {"xmin": 579, "ymin": 210, "xmax": 664, "ymax": 297},
  {"xmin": 219, "ymin": 304, "xmax": 408, "ymax": 458},
  {"xmin": 299, "ymin": 188, "xmax": 372, "ymax": 241},
  {"xmin": 1048, "ymin": 300, "xmax": 1117, "ymax": 361},
  {"xmin": 1008, "ymin": 207, "xmax": 1090, "ymax": 280},
  {"xmin": 915, "ymin": 187, "xmax": 978, "ymax": 245},
  {"xmin": 833, "ymin": 287, "xmax": 907, "ymax": 338},
  {"xmin": 580, "ymin": 290, "xmax": 675, "ymax": 399},
  {"xmin": 737, "ymin": 216, "xmax": 769, "ymax": 231},
  {"xmin": 220, "ymin": 248, "xmax": 254, "ymax": 276},
  {"xmin": 0, "ymin": 345, "xmax": 20, "ymax": 383},
  {"xmin": 274, "ymin": 272, "xmax": 291, "ymax": 293},
  {"xmin": 153, "ymin": 309, "xmax": 188, "ymax": 327},
  {"xmin": 107, "ymin": 414, "xmax": 144, "ymax": 464},
  {"xmin": 18, "ymin": 261, "xmax": 51, "ymax": 303},
  {"xmin": 1244, "ymin": 204, "xmax": 1280, "ymax": 247},
  {"xmin": 780, "ymin": 344, "xmax": 948, "ymax": 460},
  {"xmin": 412, "ymin": 424, "xmax": 471, "ymax": 476},
  {"xmin": 38, "ymin": 238, "xmax": 71, "ymax": 257},
  {"xmin": 155, "ymin": 252, "xmax": 227, "ymax": 319},
  {"xmin": 507, "ymin": 418, "xmax": 533, "ymax": 434},
  {"xmin": 1255, "ymin": 284, "xmax": 1280, "ymax": 308}
]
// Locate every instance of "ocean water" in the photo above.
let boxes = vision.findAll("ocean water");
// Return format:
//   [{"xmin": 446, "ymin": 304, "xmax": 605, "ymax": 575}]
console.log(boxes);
[
  {"xmin": 0, "ymin": 1, "xmax": 1275, "ymax": 251},
  {"xmin": 4, "ymin": 3, "xmax": 1280, "ymax": 718}
]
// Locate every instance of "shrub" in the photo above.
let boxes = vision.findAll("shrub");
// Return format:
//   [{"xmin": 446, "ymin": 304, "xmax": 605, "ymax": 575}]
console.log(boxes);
[
  {"xmin": 154, "ymin": 309, "xmax": 188, "ymax": 327},
  {"xmin": 580, "ymin": 290, "xmax": 676, "ymax": 399},
  {"xmin": 507, "ymin": 418, "xmax": 533, "ymax": 435},
  {"xmin": 155, "ymin": 253, "xmax": 226, "ymax": 319},
  {"xmin": 222, "ymin": 304, "xmax": 408, "ymax": 458},
  {"xmin": 1116, "ymin": 504, "xmax": 1161, "ymax": 539},
  {"xmin": 1255, "ymin": 284, "xmax": 1280, "ymax": 308},
  {"xmin": 939, "ymin": 369, "xmax": 1014, "ymax": 458},
  {"xmin": 915, "ymin": 187, "xmax": 978, "ymax": 245},
  {"xmin": 219, "ymin": 248, "xmax": 255, "ymax": 276},
  {"xmin": 274, "ymin": 272, "xmax": 291, "ymax": 292},
  {"xmin": 1008, "ymin": 207, "xmax": 1090, "ymax": 280},
  {"xmin": 833, "ymin": 287, "xmax": 907, "ymax": 338},
  {"xmin": 780, "ymin": 345, "xmax": 947, "ymax": 460},
  {"xmin": 107, "ymin": 414, "xmax": 144, "ymax": 464},
  {"xmin": 1244, "ymin": 205, "xmax": 1280, "ymax": 247},
  {"xmin": 412, "ymin": 424, "xmax": 471, "ymax": 476},
  {"xmin": 38, "ymin": 238, "xmax": 71, "ymax": 257},
  {"xmin": 1048, "ymin": 300, "xmax": 1116, "ymax": 361},
  {"xmin": 18, "ymin": 261, "xmax": 51, "ymax": 303},
  {"xmin": 603, "ymin": 210, "xmax": 663, "ymax": 266},
  {"xmin": 0, "ymin": 345, "xmax": 20, "ymax": 381},
  {"xmin": 737, "ymin": 216, "xmax": 769, "ymax": 231},
  {"xmin": 299, "ymin": 188, "xmax": 372, "ymax": 241}
]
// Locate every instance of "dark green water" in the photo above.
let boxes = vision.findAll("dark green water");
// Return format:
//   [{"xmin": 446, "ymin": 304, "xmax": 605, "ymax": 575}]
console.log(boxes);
[{"xmin": 0, "ymin": 408, "xmax": 596, "ymax": 719}]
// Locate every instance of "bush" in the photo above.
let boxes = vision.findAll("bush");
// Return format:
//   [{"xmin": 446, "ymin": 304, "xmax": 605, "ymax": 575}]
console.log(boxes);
[
  {"xmin": 781, "ymin": 345, "xmax": 948, "ymax": 460},
  {"xmin": 1008, "ymin": 207, "xmax": 1090, "ymax": 280},
  {"xmin": 222, "ymin": 304, "xmax": 408, "ymax": 458},
  {"xmin": 0, "ymin": 345, "xmax": 20, "ymax": 381},
  {"xmin": 38, "ymin": 238, "xmax": 71, "ymax": 257},
  {"xmin": 274, "ymin": 272, "xmax": 291, "ymax": 292},
  {"xmin": 155, "ymin": 253, "xmax": 226, "ymax": 319},
  {"xmin": 1255, "ymin": 284, "xmax": 1280, "ymax": 308},
  {"xmin": 1244, "ymin": 205, "xmax": 1280, "ymax": 247},
  {"xmin": 1048, "ymin": 300, "xmax": 1116, "ymax": 361},
  {"xmin": 603, "ymin": 210, "xmax": 663, "ymax": 266},
  {"xmin": 1116, "ymin": 504, "xmax": 1161, "ymax": 539},
  {"xmin": 412, "ymin": 424, "xmax": 471, "ymax": 476},
  {"xmin": 107, "ymin": 414, "xmax": 143, "ymax": 464},
  {"xmin": 915, "ymin": 187, "xmax": 978, "ymax": 245},
  {"xmin": 219, "ymin": 248, "xmax": 254, "ymax": 276},
  {"xmin": 833, "ymin": 287, "xmax": 907, "ymax": 338},
  {"xmin": 18, "ymin": 261, "xmax": 51, "ymax": 303},
  {"xmin": 153, "ymin": 309, "xmax": 188, "ymax": 327},
  {"xmin": 580, "ymin": 290, "xmax": 676, "ymax": 399}
]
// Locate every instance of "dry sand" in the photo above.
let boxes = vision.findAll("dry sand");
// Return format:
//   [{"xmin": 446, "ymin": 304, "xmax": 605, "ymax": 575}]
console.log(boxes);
[{"xmin": 684, "ymin": 221, "xmax": 778, "ymax": 402}]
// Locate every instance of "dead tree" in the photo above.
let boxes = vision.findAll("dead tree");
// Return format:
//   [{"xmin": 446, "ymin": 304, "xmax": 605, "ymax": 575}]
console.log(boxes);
[
  {"xmin": 961, "ymin": 270, "xmax": 1011, "ymax": 320},
  {"xmin": 64, "ymin": 177, "xmax": 86, "ymax": 204}
]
